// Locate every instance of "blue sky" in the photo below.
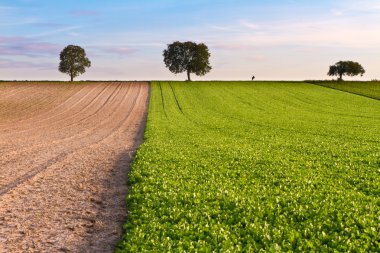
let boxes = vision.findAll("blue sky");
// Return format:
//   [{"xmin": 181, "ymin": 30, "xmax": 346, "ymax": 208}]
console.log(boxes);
[{"xmin": 0, "ymin": 0, "xmax": 379, "ymax": 80}]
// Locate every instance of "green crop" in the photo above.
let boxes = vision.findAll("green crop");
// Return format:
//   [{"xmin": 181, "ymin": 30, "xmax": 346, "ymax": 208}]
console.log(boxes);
[
  {"xmin": 308, "ymin": 81, "xmax": 380, "ymax": 100},
  {"xmin": 117, "ymin": 81, "xmax": 380, "ymax": 252}
]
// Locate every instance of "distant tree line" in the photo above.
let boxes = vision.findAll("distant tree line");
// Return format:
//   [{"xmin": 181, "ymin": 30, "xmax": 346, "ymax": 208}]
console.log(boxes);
[{"xmin": 57, "ymin": 43, "xmax": 367, "ymax": 82}]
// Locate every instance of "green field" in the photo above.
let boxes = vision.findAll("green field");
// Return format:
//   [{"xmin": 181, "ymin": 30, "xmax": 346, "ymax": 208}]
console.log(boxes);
[
  {"xmin": 117, "ymin": 81, "xmax": 380, "ymax": 252},
  {"xmin": 308, "ymin": 81, "xmax": 380, "ymax": 100}
]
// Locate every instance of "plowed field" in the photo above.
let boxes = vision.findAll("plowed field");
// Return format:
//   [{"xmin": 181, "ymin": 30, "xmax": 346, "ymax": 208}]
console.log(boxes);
[{"xmin": 0, "ymin": 82, "xmax": 149, "ymax": 252}]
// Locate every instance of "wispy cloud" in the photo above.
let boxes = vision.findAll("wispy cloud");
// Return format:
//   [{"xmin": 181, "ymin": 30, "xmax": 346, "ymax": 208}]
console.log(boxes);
[
  {"xmin": 0, "ymin": 5, "xmax": 16, "ymax": 12},
  {"xmin": 211, "ymin": 43, "xmax": 255, "ymax": 51},
  {"xmin": 330, "ymin": 0, "xmax": 380, "ymax": 16},
  {"xmin": 239, "ymin": 20, "xmax": 260, "ymax": 30},
  {"xmin": 103, "ymin": 47, "xmax": 138, "ymax": 55},
  {"xmin": 0, "ymin": 36, "xmax": 61, "ymax": 57},
  {"xmin": 246, "ymin": 55, "xmax": 267, "ymax": 61},
  {"xmin": 29, "ymin": 25, "xmax": 83, "ymax": 38},
  {"xmin": 0, "ymin": 58, "xmax": 53, "ymax": 70},
  {"xmin": 83, "ymin": 46, "xmax": 138, "ymax": 59},
  {"xmin": 0, "ymin": 18, "xmax": 39, "ymax": 27},
  {"xmin": 207, "ymin": 24, "xmax": 233, "ymax": 32},
  {"xmin": 69, "ymin": 10, "xmax": 100, "ymax": 17},
  {"xmin": 221, "ymin": 15, "xmax": 380, "ymax": 49}
]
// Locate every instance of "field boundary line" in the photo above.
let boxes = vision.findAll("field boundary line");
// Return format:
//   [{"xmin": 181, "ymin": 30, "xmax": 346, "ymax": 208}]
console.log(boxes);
[{"xmin": 306, "ymin": 81, "xmax": 380, "ymax": 101}]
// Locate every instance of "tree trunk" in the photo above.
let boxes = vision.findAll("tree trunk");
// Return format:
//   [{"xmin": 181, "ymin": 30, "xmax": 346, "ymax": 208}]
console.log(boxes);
[
  {"xmin": 70, "ymin": 72, "xmax": 74, "ymax": 82},
  {"xmin": 187, "ymin": 69, "xmax": 191, "ymax": 81},
  {"xmin": 339, "ymin": 73, "xmax": 343, "ymax": 81}
]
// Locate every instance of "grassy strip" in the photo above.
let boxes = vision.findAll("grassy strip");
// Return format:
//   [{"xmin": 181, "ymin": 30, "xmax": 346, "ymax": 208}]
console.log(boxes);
[
  {"xmin": 117, "ymin": 81, "xmax": 380, "ymax": 252},
  {"xmin": 307, "ymin": 81, "xmax": 380, "ymax": 100}
]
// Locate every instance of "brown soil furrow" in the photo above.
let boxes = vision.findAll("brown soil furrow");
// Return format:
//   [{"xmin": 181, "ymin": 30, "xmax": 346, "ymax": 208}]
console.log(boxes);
[
  {"xmin": 0, "ymin": 86, "xmax": 134, "ymax": 186},
  {"xmin": 0, "ymin": 83, "xmax": 127, "ymax": 157},
  {"xmin": 0, "ymin": 84, "xmax": 87, "ymax": 128},
  {"xmin": 0, "ymin": 82, "xmax": 149, "ymax": 253},
  {"xmin": 0, "ymin": 83, "xmax": 108, "ymax": 133},
  {"xmin": 0, "ymin": 84, "xmax": 134, "ymax": 187},
  {"xmin": 0, "ymin": 83, "xmax": 26, "ymax": 94},
  {"xmin": 0, "ymin": 83, "xmax": 136, "ymax": 195},
  {"xmin": 63, "ymin": 82, "xmax": 125, "ymax": 128},
  {"xmin": 0, "ymin": 85, "xmax": 42, "ymax": 121},
  {"xmin": 0, "ymin": 83, "xmax": 114, "ymax": 151},
  {"xmin": 0, "ymin": 84, "xmax": 84, "ymax": 125},
  {"xmin": 0, "ymin": 83, "xmax": 34, "ymax": 99}
]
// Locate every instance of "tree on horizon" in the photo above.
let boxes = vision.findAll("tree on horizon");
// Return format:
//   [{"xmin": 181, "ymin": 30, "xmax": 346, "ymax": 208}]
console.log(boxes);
[
  {"xmin": 328, "ymin": 61, "xmax": 365, "ymax": 81},
  {"xmin": 59, "ymin": 45, "xmax": 91, "ymax": 82},
  {"xmin": 163, "ymin": 41, "xmax": 211, "ymax": 81}
]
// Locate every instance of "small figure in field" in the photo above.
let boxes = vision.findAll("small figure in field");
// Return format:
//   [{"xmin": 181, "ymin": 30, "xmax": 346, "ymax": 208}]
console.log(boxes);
[{"xmin": 252, "ymin": 75, "xmax": 255, "ymax": 80}]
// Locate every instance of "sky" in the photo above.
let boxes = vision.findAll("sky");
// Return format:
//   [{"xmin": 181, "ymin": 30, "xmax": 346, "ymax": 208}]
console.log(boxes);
[{"xmin": 0, "ymin": 0, "xmax": 379, "ymax": 81}]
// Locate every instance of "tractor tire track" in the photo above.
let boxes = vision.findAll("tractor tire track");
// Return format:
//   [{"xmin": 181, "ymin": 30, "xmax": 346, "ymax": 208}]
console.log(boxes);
[
  {"xmin": 0, "ymin": 83, "xmax": 134, "ymax": 188},
  {"xmin": 0, "ymin": 82, "xmax": 149, "ymax": 253},
  {"xmin": 0, "ymin": 83, "xmax": 139, "ymax": 196}
]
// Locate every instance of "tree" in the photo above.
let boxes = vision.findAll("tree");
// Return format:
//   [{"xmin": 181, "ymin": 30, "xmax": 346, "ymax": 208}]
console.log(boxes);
[
  {"xmin": 59, "ymin": 45, "xmax": 91, "ymax": 82},
  {"xmin": 163, "ymin": 41, "xmax": 211, "ymax": 81},
  {"xmin": 328, "ymin": 61, "xmax": 365, "ymax": 81}
]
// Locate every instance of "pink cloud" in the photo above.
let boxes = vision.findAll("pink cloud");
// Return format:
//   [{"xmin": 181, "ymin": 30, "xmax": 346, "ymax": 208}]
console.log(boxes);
[
  {"xmin": 0, "ymin": 36, "xmax": 62, "ymax": 57},
  {"xmin": 212, "ymin": 44, "xmax": 255, "ymax": 51},
  {"xmin": 240, "ymin": 20, "xmax": 260, "ymax": 30},
  {"xmin": 103, "ymin": 47, "xmax": 138, "ymax": 55},
  {"xmin": 245, "ymin": 55, "xmax": 267, "ymax": 62},
  {"xmin": 0, "ymin": 59, "xmax": 53, "ymax": 69}
]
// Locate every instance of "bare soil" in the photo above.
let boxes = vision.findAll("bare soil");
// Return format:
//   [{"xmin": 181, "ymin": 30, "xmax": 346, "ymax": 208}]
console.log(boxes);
[{"xmin": 0, "ymin": 82, "xmax": 149, "ymax": 252}]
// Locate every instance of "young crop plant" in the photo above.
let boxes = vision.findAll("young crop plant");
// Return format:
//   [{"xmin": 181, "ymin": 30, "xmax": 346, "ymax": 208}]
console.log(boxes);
[{"xmin": 117, "ymin": 81, "xmax": 380, "ymax": 252}]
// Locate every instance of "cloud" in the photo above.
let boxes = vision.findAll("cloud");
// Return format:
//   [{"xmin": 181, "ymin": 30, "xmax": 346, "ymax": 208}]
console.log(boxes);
[
  {"xmin": 103, "ymin": 47, "xmax": 138, "ymax": 55},
  {"xmin": 207, "ymin": 24, "xmax": 233, "ymax": 32},
  {"xmin": 0, "ymin": 58, "xmax": 53, "ymax": 69},
  {"xmin": 245, "ymin": 55, "xmax": 267, "ymax": 62},
  {"xmin": 330, "ymin": 9, "xmax": 345, "ymax": 16},
  {"xmin": 29, "ymin": 26, "xmax": 83, "ymax": 38},
  {"xmin": 211, "ymin": 43, "xmax": 255, "ymax": 51},
  {"xmin": 220, "ymin": 15, "xmax": 380, "ymax": 49},
  {"xmin": 330, "ymin": 0, "xmax": 380, "ymax": 16},
  {"xmin": 0, "ymin": 5, "xmax": 15, "ymax": 12},
  {"xmin": 69, "ymin": 10, "xmax": 100, "ymax": 17},
  {"xmin": 32, "ymin": 22, "xmax": 69, "ymax": 28},
  {"xmin": 0, "ymin": 18, "xmax": 39, "ymax": 27},
  {"xmin": 0, "ymin": 36, "xmax": 62, "ymax": 57},
  {"xmin": 83, "ymin": 46, "xmax": 138, "ymax": 58},
  {"xmin": 239, "ymin": 20, "xmax": 260, "ymax": 30}
]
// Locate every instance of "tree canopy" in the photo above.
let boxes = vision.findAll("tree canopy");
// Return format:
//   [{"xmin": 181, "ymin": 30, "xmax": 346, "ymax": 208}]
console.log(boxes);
[
  {"xmin": 59, "ymin": 45, "xmax": 91, "ymax": 82},
  {"xmin": 328, "ymin": 61, "xmax": 365, "ymax": 81},
  {"xmin": 163, "ymin": 41, "xmax": 211, "ymax": 81}
]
